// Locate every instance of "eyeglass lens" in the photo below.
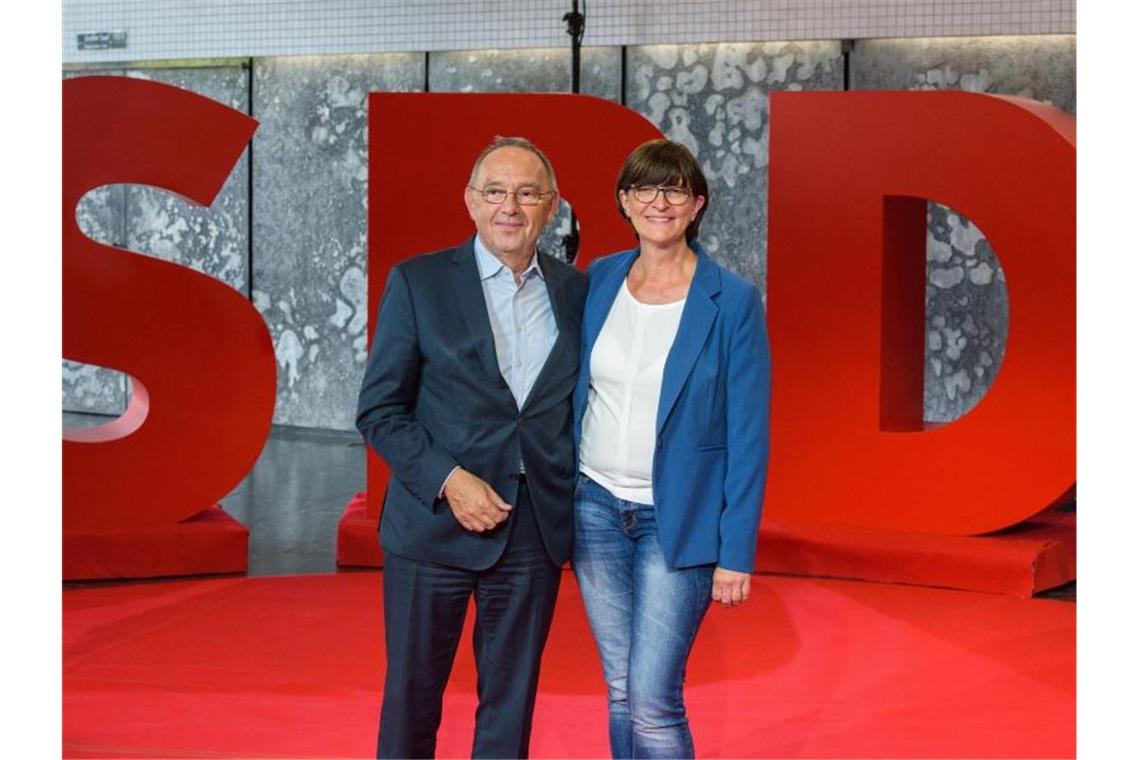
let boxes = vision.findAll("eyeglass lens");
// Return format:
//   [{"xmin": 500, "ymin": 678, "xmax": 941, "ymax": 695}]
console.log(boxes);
[
  {"xmin": 476, "ymin": 188, "xmax": 548, "ymax": 205},
  {"xmin": 631, "ymin": 186, "xmax": 691, "ymax": 205}
]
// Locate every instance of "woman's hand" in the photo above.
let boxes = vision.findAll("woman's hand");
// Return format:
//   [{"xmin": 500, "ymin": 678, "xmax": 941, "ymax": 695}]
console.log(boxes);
[{"xmin": 711, "ymin": 567, "xmax": 751, "ymax": 607}]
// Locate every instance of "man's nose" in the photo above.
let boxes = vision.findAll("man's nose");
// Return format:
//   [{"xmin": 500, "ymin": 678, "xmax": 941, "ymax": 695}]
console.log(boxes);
[{"xmin": 500, "ymin": 191, "xmax": 522, "ymax": 211}]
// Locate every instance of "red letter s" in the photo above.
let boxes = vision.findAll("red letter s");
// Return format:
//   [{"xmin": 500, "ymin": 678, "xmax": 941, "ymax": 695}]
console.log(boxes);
[{"xmin": 64, "ymin": 76, "xmax": 276, "ymax": 532}]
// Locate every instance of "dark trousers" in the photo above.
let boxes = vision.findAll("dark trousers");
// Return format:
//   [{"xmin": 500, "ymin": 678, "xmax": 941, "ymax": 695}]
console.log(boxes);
[{"xmin": 377, "ymin": 480, "xmax": 562, "ymax": 759}]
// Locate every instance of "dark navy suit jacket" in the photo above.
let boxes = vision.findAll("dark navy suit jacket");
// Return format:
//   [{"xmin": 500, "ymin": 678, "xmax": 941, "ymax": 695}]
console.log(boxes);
[
  {"xmin": 357, "ymin": 237, "xmax": 587, "ymax": 570},
  {"xmin": 573, "ymin": 244, "xmax": 771, "ymax": 572}
]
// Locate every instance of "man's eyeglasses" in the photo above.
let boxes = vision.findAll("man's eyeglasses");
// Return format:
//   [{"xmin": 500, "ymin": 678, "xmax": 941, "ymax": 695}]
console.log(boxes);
[
  {"xmin": 469, "ymin": 186, "xmax": 553, "ymax": 206},
  {"xmin": 628, "ymin": 185, "xmax": 692, "ymax": 205}
]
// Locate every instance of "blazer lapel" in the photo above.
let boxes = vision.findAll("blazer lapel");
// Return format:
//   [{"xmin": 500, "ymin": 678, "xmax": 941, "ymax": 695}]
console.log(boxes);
[
  {"xmin": 581, "ymin": 250, "xmax": 638, "ymax": 374},
  {"xmin": 656, "ymin": 249, "xmax": 722, "ymax": 434},
  {"xmin": 451, "ymin": 239, "xmax": 508, "ymax": 389}
]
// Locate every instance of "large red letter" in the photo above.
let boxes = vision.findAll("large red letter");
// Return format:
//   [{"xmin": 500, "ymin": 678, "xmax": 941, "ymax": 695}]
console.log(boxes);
[
  {"xmin": 364, "ymin": 93, "xmax": 664, "ymax": 522},
  {"xmin": 767, "ymin": 92, "xmax": 1075, "ymax": 534},
  {"xmin": 63, "ymin": 77, "xmax": 276, "ymax": 532}
]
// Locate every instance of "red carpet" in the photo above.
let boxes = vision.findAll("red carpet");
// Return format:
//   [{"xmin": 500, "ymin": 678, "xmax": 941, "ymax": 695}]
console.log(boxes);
[{"xmin": 63, "ymin": 571, "xmax": 1074, "ymax": 758}]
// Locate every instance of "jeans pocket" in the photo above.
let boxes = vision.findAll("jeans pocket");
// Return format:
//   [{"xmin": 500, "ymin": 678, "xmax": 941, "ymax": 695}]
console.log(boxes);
[{"xmin": 575, "ymin": 472, "xmax": 591, "ymax": 495}]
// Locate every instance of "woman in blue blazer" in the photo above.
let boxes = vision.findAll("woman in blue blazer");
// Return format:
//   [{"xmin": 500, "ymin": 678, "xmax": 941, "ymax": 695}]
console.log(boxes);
[{"xmin": 572, "ymin": 139, "xmax": 771, "ymax": 758}]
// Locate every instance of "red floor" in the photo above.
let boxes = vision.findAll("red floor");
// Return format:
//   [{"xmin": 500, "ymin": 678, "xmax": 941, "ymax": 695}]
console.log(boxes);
[{"xmin": 63, "ymin": 571, "xmax": 1074, "ymax": 758}]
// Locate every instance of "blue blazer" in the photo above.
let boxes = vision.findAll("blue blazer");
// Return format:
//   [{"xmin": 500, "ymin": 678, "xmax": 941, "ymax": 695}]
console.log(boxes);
[{"xmin": 572, "ymin": 243, "xmax": 771, "ymax": 572}]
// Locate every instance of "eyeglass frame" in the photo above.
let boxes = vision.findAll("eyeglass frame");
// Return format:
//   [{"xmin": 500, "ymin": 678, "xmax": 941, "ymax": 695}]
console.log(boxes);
[
  {"xmin": 467, "ymin": 185, "xmax": 555, "ymax": 206},
  {"xmin": 625, "ymin": 185, "xmax": 694, "ymax": 206}
]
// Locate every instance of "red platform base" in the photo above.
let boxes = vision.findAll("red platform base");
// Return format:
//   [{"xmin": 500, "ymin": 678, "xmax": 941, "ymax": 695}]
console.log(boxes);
[
  {"xmin": 337, "ymin": 492, "xmax": 384, "ymax": 567},
  {"xmin": 758, "ymin": 508, "xmax": 1075, "ymax": 597},
  {"xmin": 339, "ymin": 489, "xmax": 1075, "ymax": 596},
  {"xmin": 63, "ymin": 504, "xmax": 249, "ymax": 581}
]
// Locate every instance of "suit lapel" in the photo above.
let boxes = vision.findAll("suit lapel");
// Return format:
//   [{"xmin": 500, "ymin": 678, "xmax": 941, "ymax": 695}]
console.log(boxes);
[
  {"xmin": 451, "ymin": 239, "xmax": 507, "ymax": 388},
  {"xmin": 656, "ymin": 250, "xmax": 722, "ymax": 435},
  {"xmin": 521, "ymin": 252, "xmax": 574, "ymax": 413}
]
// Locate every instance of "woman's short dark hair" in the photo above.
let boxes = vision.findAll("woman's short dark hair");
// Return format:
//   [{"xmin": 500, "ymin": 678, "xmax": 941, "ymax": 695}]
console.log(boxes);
[{"xmin": 615, "ymin": 139, "xmax": 709, "ymax": 244}]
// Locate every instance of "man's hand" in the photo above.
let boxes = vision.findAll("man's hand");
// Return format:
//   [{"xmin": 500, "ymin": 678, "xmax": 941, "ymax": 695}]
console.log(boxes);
[
  {"xmin": 711, "ymin": 567, "xmax": 752, "ymax": 607},
  {"xmin": 443, "ymin": 469, "xmax": 512, "ymax": 532}
]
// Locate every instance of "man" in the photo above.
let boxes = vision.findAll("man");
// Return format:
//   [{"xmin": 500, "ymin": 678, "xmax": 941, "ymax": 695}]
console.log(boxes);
[{"xmin": 356, "ymin": 136, "xmax": 586, "ymax": 758}]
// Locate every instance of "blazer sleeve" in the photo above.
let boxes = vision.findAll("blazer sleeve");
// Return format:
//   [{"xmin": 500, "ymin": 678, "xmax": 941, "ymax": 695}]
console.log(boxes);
[
  {"xmin": 355, "ymin": 265, "xmax": 459, "ymax": 508},
  {"xmin": 718, "ymin": 285, "xmax": 772, "ymax": 572}
]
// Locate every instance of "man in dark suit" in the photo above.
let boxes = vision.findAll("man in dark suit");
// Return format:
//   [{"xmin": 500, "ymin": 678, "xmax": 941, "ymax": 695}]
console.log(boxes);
[{"xmin": 356, "ymin": 136, "xmax": 586, "ymax": 759}]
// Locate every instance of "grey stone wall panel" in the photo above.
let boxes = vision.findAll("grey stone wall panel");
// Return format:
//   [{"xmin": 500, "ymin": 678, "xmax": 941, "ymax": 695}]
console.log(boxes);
[
  {"xmin": 428, "ymin": 46, "xmax": 621, "ymax": 101},
  {"xmin": 62, "ymin": 360, "xmax": 127, "ymax": 416},
  {"xmin": 850, "ymin": 35, "xmax": 1076, "ymax": 113},
  {"xmin": 252, "ymin": 54, "xmax": 425, "ymax": 430}
]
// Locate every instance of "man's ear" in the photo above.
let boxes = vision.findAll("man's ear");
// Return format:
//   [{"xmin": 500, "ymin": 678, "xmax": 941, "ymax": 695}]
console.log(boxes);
[
  {"xmin": 544, "ymin": 191, "xmax": 561, "ymax": 225},
  {"xmin": 464, "ymin": 186, "xmax": 478, "ymax": 221}
]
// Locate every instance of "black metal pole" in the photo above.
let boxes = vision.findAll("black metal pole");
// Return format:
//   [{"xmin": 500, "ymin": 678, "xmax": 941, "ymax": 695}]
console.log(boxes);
[
  {"xmin": 563, "ymin": 1, "xmax": 585, "ymax": 262},
  {"xmin": 564, "ymin": 0, "xmax": 585, "ymax": 94}
]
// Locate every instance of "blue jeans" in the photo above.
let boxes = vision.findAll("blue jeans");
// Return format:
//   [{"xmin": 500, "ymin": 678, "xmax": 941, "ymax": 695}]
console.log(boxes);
[{"xmin": 572, "ymin": 474, "xmax": 714, "ymax": 759}]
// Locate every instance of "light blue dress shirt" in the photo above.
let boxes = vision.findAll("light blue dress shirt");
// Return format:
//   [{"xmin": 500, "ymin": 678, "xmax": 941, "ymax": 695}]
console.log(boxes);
[{"xmin": 473, "ymin": 236, "xmax": 559, "ymax": 411}]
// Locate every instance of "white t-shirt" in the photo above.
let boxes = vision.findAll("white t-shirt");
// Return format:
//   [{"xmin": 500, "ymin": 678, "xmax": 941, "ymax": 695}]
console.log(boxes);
[{"xmin": 579, "ymin": 279, "xmax": 686, "ymax": 504}]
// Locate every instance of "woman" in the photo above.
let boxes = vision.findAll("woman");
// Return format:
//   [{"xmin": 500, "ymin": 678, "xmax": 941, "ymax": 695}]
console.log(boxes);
[{"xmin": 572, "ymin": 139, "xmax": 771, "ymax": 759}]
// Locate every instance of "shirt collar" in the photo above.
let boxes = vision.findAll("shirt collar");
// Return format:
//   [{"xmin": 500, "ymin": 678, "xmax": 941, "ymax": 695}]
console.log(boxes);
[{"xmin": 473, "ymin": 235, "xmax": 545, "ymax": 282}]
